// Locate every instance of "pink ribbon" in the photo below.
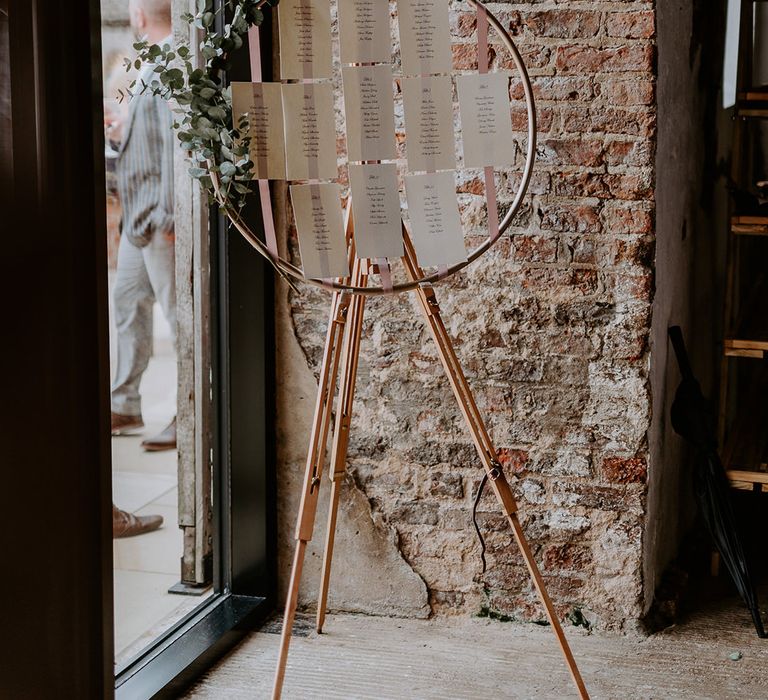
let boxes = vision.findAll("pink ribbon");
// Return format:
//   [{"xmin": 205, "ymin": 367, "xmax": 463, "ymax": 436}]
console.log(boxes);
[
  {"xmin": 476, "ymin": 4, "xmax": 501, "ymax": 244},
  {"xmin": 247, "ymin": 24, "xmax": 280, "ymax": 261},
  {"xmin": 377, "ymin": 257, "xmax": 393, "ymax": 292}
]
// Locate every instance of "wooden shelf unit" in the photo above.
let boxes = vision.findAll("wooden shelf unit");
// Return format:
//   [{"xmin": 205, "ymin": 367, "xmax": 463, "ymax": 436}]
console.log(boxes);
[
  {"xmin": 731, "ymin": 215, "xmax": 768, "ymax": 236},
  {"xmin": 718, "ymin": 4, "xmax": 768, "ymax": 495}
]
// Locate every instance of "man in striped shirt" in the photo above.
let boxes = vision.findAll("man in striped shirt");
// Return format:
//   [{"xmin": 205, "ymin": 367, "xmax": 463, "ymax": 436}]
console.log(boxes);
[{"xmin": 110, "ymin": 0, "xmax": 177, "ymax": 461}]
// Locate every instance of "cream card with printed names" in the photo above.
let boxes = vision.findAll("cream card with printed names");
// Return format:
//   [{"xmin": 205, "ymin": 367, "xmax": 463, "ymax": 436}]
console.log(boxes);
[
  {"xmin": 457, "ymin": 73, "xmax": 516, "ymax": 168},
  {"xmin": 278, "ymin": 0, "xmax": 333, "ymax": 79},
  {"xmin": 231, "ymin": 82, "xmax": 286, "ymax": 180},
  {"xmin": 338, "ymin": 0, "xmax": 392, "ymax": 65},
  {"xmin": 405, "ymin": 171, "xmax": 466, "ymax": 267},
  {"xmin": 349, "ymin": 163, "xmax": 404, "ymax": 259},
  {"xmin": 397, "ymin": 0, "xmax": 452, "ymax": 76},
  {"xmin": 342, "ymin": 65, "xmax": 397, "ymax": 163},
  {"xmin": 402, "ymin": 75, "xmax": 456, "ymax": 172},
  {"xmin": 282, "ymin": 83, "xmax": 338, "ymax": 181},
  {"xmin": 290, "ymin": 183, "xmax": 350, "ymax": 279}
]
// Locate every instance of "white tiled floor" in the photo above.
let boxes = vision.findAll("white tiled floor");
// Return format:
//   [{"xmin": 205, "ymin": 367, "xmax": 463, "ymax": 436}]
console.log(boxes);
[{"xmin": 110, "ymin": 296, "xmax": 211, "ymax": 668}]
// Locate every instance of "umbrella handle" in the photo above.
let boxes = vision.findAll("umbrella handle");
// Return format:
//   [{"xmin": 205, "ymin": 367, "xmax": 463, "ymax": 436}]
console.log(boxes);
[{"xmin": 668, "ymin": 326, "xmax": 694, "ymax": 381}]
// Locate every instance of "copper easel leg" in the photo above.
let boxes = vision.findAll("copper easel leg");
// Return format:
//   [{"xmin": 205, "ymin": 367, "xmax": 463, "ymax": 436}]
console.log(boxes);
[
  {"xmin": 317, "ymin": 260, "xmax": 369, "ymax": 633},
  {"xmin": 272, "ymin": 216, "xmax": 357, "ymax": 700},
  {"xmin": 402, "ymin": 230, "xmax": 589, "ymax": 700}
]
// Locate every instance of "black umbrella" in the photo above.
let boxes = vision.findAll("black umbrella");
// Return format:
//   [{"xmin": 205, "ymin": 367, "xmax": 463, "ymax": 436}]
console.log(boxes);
[{"xmin": 668, "ymin": 326, "xmax": 766, "ymax": 638}]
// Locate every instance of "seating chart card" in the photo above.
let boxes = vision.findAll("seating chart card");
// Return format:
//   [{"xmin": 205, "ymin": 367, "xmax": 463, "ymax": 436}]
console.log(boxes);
[
  {"xmin": 338, "ymin": 0, "xmax": 392, "ymax": 65},
  {"xmin": 397, "ymin": 0, "xmax": 453, "ymax": 76},
  {"xmin": 290, "ymin": 183, "xmax": 350, "ymax": 279},
  {"xmin": 405, "ymin": 172, "xmax": 467, "ymax": 267},
  {"xmin": 457, "ymin": 73, "xmax": 516, "ymax": 168},
  {"xmin": 231, "ymin": 82, "xmax": 286, "ymax": 181},
  {"xmin": 349, "ymin": 163, "xmax": 404, "ymax": 259},
  {"xmin": 282, "ymin": 83, "xmax": 338, "ymax": 181},
  {"xmin": 278, "ymin": 0, "xmax": 333, "ymax": 79},
  {"xmin": 342, "ymin": 65, "xmax": 397, "ymax": 163},
  {"xmin": 402, "ymin": 75, "xmax": 456, "ymax": 172}
]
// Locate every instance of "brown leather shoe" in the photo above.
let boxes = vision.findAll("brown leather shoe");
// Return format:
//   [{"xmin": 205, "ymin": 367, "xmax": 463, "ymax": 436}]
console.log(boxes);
[
  {"xmin": 141, "ymin": 417, "xmax": 176, "ymax": 452},
  {"xmin": 112, "ymin": 505, "xmax": 163, "ymax": 538},
  {"xmin": 111, "ymin": 412, "xmax": 144, "ymax": 436}
]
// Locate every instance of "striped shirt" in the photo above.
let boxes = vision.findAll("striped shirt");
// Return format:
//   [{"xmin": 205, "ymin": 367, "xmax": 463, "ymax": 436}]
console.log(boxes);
[{"xmin": 116, "ymin": 38, "xmax": 174, "ymax": 248}]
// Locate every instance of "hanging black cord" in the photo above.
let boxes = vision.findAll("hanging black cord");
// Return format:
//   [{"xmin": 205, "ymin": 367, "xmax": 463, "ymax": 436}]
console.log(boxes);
[{"xmin": 472, "ymin": 473, "xmax": 489, "ymax": 574}]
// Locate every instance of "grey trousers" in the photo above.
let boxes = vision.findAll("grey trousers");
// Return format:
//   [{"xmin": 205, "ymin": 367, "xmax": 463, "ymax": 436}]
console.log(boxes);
[{"xmin": 111, "ymin": 231, "xmax": 176, "ymax": 416}]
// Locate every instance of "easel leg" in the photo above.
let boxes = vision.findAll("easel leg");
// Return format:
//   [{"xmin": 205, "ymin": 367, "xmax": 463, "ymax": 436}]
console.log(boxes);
[
  {"xmin": 402, "ymin": 231, "xmax": 589, "ymax": 699},
  {"xmin": 272, "ymin": 215, "xmax": 357, "ymax": 700},
  {"xmin": 317, "ymin": 260, "xmax": 369, "ymax": 633}
]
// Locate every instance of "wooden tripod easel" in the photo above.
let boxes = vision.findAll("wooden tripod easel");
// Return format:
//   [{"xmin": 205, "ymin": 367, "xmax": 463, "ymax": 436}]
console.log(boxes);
[{"xmin": 272, "ymin": 206, "xmax": 590, "ymax": 699}]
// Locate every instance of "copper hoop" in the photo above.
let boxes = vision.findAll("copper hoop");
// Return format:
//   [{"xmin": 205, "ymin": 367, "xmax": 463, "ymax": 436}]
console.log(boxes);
[{"xmin": 213, "ymin": 0, "xmax": 537, "ymax": 296}]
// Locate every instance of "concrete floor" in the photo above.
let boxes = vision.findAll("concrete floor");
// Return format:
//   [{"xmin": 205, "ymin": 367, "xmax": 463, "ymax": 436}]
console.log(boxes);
[{"xmin": 183, "ymin": 596, "xmax": 768, "ymax": 699}]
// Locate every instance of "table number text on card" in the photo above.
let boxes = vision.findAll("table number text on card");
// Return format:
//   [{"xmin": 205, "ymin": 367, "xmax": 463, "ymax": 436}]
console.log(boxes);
[
  {"xmin": 338, "ymin": 0, "xmax": 392, "ymax": 65},
  {"xmin": 405, "ymin": 172, "xmax": 467, "ymax": 267},
  {"xmin": 397, "ymin": 0, "xmax": 453, "ymax": 76},
  {"xmin": 402, "ymin": 75, "xmax": 456, "ymax": 173},
  {"xmin": 342, "ymin": 65, "xmax": 397, "ymax": 163},
  {"xmin": 349, "ymin": 164, "xmax": 404, "ymax": 259},
  {"xmin": 282, "ymin": 83, "xmax": 338, "ymax": 181},
  {"xmin": 231, "ymin": 82, "xmax": 286, "ymax": 181},
  {"xmin": 457, "ymin": 73, "xmax": 516, "ymax": 168},
  {"xmin": 278, "ymin": 0, "xmax": 333, "ymax": 79},
  {"xmin": 290, "ymin": 183, "xmax": 350, "ymax": 280}
]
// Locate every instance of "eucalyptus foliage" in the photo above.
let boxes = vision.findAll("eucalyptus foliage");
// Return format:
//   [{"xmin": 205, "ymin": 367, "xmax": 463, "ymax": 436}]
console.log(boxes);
[{"xmin": 123, "ymin": 0, "xmax": 278, "ymax": 214}]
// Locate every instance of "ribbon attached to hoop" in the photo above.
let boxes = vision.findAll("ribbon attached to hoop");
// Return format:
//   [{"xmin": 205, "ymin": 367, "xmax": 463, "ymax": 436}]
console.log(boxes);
[
  {"xmin": 247, "ymin": 24, "xmax": 280, "ymax": 262},
  {"xmin": 476, "ymin": 5, "xmax": 501, "ymax": 244}
]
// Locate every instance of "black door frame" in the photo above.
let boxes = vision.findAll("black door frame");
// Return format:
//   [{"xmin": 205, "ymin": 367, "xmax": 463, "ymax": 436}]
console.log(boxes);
[{"xmin": 0, "ymin": 2, "xmax": 277, "ymax": 698}]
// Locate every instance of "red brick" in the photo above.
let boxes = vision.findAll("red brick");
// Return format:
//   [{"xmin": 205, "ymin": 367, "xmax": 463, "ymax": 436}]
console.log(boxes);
[
  {"xmin": 556, "ymin": 45, "xmax": 654, "ymax": 74},
  {"xmin": 543, "ymin": 543, "xmax": 593, "ymax": 572},
  {"xmin": 560, "ymin": 107, "xmax": 656, "ymax": 138},
  {"xmin": 602, "ymin": 204, "xmax": 654, "ymax": 234},
  {"xmin": 539, "ymin": 202, "xmax": 602, "ymax": 234},
  {"xmin": 510, "ymin": 104, "xmax": 553, "ymax": 132},
  {"xmin": 525, "ymin": 10, "xmax": 601, "ymax": 39},
  {"xmin": 496, "ymin": 44, "xmax": 553, "ymax": 71},
  {"xmin": 497, "ymin": 448, "xmax": 530, "ymax": 475},
  {"xmin": 606, "ymin": 11, "xmax": 655, "ymax": 39},
  {"xmin": 456, "ymin": 11, "xmax": 476, "ymax": 38},
  {"xmin": 553, "ymin": 172, "xmax": 611, "ymax": 199},
  {"xmin": 538, "ymin": 137, "xmax": 605, "ymax": 167},
  {"xmin": 603, "ymin": 456, "xmax": 648, "ymax": 484},
  {"xmin": 605, "ymin": 138, "xmax": 654, "ymax": 167},
  {"xmin": 512, "ymin": 234, "xmax": 558, "ymax": 263},
  {"xmin": 604, "ymin": 173, "xmax": 654, "ymax": 201},
  {"xmin": 510, "ymin": 76, "xmax": 594, "ymax": 103},
  {"xmin": 599, "ymin": 78, "xmax": 655, "ymax": 106}
]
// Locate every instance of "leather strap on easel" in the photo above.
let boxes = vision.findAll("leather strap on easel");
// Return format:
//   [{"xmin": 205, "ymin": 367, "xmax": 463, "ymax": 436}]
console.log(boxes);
[
  {"xmin": 247, "ymin": 24, "xmax": 280, "ymax": 261},
  {"xmin": 377, "ymin": 257, "xmax": 393, "ymax": 292},
  {"xmin": 476, "ymin": 5, "xmax": 501, "ymax": 244}
]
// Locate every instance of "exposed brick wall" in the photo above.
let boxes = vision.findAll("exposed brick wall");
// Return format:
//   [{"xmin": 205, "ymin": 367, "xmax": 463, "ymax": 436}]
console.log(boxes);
[{"xmin": 279, "ymin": 0, "xmax": 657, "ymax": 632}]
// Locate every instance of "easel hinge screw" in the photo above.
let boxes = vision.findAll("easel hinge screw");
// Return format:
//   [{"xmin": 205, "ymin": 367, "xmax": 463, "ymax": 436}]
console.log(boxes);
[{"xmin": 488, "ymin": 460, "xmax": 503, "ymax": 481}]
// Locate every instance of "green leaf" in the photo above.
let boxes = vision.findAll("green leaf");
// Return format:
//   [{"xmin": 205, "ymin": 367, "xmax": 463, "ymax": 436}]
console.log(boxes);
[
  {"xmin": 199, "ymin": 87, "xmax": 217, "ymax": 99},
  {"xmin": 220, "ymin": 162, "xmax": 236, "ymax": 177},
  {"xmin": 207, "ymin": 106, "xmax": 227, "ymax": 120}
]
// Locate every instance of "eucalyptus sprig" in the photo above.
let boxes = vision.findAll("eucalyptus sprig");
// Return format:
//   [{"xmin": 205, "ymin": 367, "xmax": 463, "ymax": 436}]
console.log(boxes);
[{"xmin": 122, "ymin": 0, "xmax": 278, "ymax": 214}]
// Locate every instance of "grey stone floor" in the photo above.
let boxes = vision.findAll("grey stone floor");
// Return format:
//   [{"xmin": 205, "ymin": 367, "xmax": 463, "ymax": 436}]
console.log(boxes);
[{"xmin": 182, "ymin": 595, "xmax": 768, "ymax": 700}]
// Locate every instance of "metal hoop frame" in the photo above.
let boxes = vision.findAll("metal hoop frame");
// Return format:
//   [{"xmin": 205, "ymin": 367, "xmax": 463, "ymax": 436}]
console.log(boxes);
[{"xmin": 215, "ymin": 0, "xmax": 537, "ymax": 296}]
